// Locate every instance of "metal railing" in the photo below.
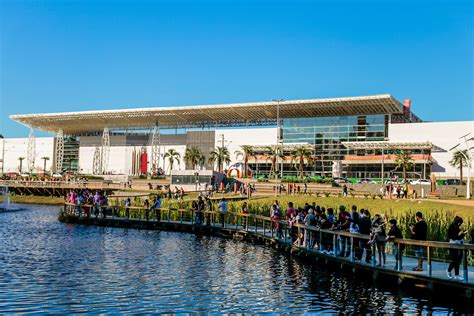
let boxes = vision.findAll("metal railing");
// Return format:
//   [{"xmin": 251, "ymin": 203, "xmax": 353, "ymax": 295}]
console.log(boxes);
[{"xmin": 63, "ymin": 203, "xmax": 474, "ymax": 284}]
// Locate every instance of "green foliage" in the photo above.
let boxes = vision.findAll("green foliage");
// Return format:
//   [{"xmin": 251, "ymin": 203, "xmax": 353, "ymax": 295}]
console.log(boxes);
[
  {"xmin": 209, "ymin": 146, "xmax": 231, "ymax": 172},
  {"xmin": 184, "ymin": 147, "xmax": 205, "ymax": 169},
  {"xmin": 164, "ymin": 149, "xmax": 181, "ymax": 171},
  {"xmin": 450, "ymin": 149, "xmax": 469, "ymax": 181},
  {"xmin": 395, "ymin": 150, "xmax": 414, "ymax": 182}
]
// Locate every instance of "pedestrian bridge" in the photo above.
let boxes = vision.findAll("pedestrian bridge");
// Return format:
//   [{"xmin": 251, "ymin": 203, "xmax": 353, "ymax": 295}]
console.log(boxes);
[{"xmin": 60, "ymin": 203, "xmax": 474, "ymax": 298}]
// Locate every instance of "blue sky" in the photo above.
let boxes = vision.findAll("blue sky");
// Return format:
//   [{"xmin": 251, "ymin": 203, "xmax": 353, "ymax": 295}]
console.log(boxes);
[{"xmin": 1, "ymin": 0, "xmax": 472, "ymax": 137}]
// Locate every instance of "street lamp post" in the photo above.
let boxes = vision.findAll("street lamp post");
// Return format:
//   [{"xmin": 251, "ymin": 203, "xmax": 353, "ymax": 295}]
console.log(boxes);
[
  {"xmin": 195, "ymin": 171, "xmax": 199, "ymax": 192},
  {"xmin": 273, "ymin": 99, "xmax": 284, "ymax": 196}
]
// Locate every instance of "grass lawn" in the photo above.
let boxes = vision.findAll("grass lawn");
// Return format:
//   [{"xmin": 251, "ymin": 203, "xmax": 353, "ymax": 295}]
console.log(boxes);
[{"xmin": 243, "ymin": 195, "xmax": 474, "ymax": 220}]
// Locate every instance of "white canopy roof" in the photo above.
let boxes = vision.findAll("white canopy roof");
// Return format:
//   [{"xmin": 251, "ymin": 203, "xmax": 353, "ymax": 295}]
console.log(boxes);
[{"xmin": 10, "ymin": 94, "xmax": 404, "ymax": 135}]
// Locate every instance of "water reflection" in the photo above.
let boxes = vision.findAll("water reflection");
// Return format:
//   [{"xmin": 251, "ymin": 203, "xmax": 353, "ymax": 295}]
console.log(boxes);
[{"xmin": 0, "ymin": 205, "xmax": 469, "ymax": 313}]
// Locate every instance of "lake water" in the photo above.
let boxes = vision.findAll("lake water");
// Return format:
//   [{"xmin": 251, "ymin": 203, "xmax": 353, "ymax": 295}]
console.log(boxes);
[{"xmin": 0, "ymin": 205, "xmax": 470, "ymax": 313}]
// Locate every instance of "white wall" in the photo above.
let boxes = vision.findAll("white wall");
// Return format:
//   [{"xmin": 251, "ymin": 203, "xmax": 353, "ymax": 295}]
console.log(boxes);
[
  {"xmin": 79, "ymin": 144, "xmax": 187, "ymax": 175},
  {"xmin": 0, "ymin": 137, "xmax": 55, "ymax": 173},
  {"xmin": 388, "ymin": 121, "xmax": 474, "ymax": 178},
  {"xmin": 214, "ymin": 127, "xmax": 277, "ymax": 169}
]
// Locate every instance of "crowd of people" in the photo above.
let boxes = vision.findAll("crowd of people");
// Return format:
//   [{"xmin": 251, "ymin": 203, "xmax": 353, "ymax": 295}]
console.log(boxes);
[
  {"xmin": 66, "ymin": 189, "xmax": 109, "ymax": 218},
  {"xmin": 269, "ymin": 200, "xmax": 473, "ymax": 279}
]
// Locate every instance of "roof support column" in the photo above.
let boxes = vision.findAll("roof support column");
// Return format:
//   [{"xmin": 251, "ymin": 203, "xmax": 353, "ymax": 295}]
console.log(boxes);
[
  {"xmin": 27, "ymin": 128, "xmax": 36, "ymax": 173},
  {"xmin": 151, "ymin": 124, "xmax": 160, "ymax": 175},
  {"xmin": 92, "ymin": 147, "xmax": 101, "ymax": 175},
  {"xmin": 100, "ymin": 127, "xmax": 110, "ymax": 175},
  {"xmin": 54, "ymin": 129, "xmax": 64, "ymax": 173}
]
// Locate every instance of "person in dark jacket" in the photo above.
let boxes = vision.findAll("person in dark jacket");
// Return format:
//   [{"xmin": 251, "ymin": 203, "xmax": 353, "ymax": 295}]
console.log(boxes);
[
  {"xmin": 409, "ymin": 211, "xmax": 428, "ymax": 271},
  {"xmin": 386, "ymin": 219, "xmax": 404, "ymax": 270},
  {"xmin": 358, "ymin": 209, "xmax": 372, "ymax": 263},
  {"xmin": 446, "ymin": 216, "xmax": 466, "ymax": 280}
]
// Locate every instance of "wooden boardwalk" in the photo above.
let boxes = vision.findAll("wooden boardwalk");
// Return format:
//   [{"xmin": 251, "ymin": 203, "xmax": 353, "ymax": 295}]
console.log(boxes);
[{"xmin": 61, "ymin": 205, "xmax": 474, "ymax": 297}]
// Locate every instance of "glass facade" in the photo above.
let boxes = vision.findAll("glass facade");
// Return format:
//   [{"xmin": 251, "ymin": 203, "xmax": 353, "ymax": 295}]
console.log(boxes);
[{"xmin": 281, "ymin": 114, "xmax": 388, "ymax": 176}]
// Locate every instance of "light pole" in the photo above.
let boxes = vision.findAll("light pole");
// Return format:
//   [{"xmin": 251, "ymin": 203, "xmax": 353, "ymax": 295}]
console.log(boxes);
[
  {"xmin": 194, "ymin": 171, "xmax": 199, "ymax": 192},
  {"xmin": 449, "ymin": 133, "xmax": 473, "ymax": 199},
  {"xmin": 273, "ymin": 99, "xmax": 284, "ymax": 196},
  {"xmin": 0, "ymin": 135, "xmax": 4, "ymax": 175}
]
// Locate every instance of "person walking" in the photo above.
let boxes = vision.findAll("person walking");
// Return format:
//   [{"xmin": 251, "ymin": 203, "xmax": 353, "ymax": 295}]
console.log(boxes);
[
  {"xmin": 409, "ymin": 211, "xmax": 428, "ymax": 271},
  {"xmin": 446, "ymin": 216, "xmax": 466, "ymax": 280}
]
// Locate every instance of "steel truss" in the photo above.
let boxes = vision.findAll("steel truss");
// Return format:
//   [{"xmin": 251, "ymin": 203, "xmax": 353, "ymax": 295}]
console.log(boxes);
[
  {"xmin": 93, "ymin": 146, "xmax": 101, "ymax": 175},
  {"xmin": 151, "ymin": 124, "xmax": 161, "ymax": 175},
  {"xmin": 55, "ymin": 129, "xmax": 64, "ymax": 173},
  {"xmin": 100, "ymin": 127, "xmax": 110, "ymax": 174},
  {"xmin": 27, "ymin": 128, "xmax": 36, "ymax": 173}
]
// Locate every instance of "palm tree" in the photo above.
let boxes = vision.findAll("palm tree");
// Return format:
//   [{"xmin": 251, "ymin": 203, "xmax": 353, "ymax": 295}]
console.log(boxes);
[
  {"xmin": 184, "ymin": 146, "xmax": 205, "ymax": 170},
  {"xmin": 164, "ymin": 149, "xmax": 181, "ymax": 172},
  {"xmin": 395, "ymin": 150, "xmax": 414, "ymax": 183},
  {"xmin": 265, "ymin": 145, "xmax": 283, "ymax": 175},
  {"xmin": 208, "ymin": 146, "xmax": 231, "ymax": 172},
  {"xmin": 235, "ymin": 145, "xmax": 254, "ymax": 178},
  {"xmin": 291, "ymin": 146, "xmax": 314, "ymax": 179},
  {"xmin": 450, "ymin": 149, "xmax": 469, "ymax": 181},
  {"xmin": 18, "ymin": 157, "xmax": 25, "ymax": 173},
  {"xmin": 41, "ymin": 156, "xmax": 50, "ymax": 176}
]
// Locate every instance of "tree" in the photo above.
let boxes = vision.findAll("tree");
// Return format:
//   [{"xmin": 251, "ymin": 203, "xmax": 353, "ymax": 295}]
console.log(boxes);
[
  {"xmin": 395, "ymin": 150, "xmax": 414, "ymax": 183},
  {"xmin": 41, "ymin": 157, "xmax": 50, "ymax": 176},
  {"xmin": 235, "ymin": 145, "xmax": 254, "ymax": 178},
  {"xmin": 164, "ymin": 149, "xmax": 181, "ymax": 172},
  {"xmin": 18, "ymin": 157, "xmax": 25, "ymax": 173},
  {"xmin": 184, "ymin": 147, "xmax": 205, "ymax": 170},
  {"xmin": 291, "ymin": 146, "xmax": 314, "ymax": 179},
  {"xmin": 265, "ymin": 145, "xmax": 284, "ymax": 176},
  {"xmin": 208, "ymin": 146, "xmax": 231, "ymax": 172},
  {"xmin": 450, "ymin": 149, "xmax": 469, "ymax": 181}
]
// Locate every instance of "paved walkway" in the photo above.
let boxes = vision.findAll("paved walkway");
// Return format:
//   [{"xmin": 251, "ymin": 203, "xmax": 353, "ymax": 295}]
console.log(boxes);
[{"xmin": 428, "ymin": 199, "xmax": 474, "ymax": 207}]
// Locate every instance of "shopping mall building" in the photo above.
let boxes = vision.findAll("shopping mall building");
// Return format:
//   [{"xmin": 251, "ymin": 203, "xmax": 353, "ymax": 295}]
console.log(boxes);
[{"xmin": 3, "ymin": 94, "xmax": 474, "ymax": 180}]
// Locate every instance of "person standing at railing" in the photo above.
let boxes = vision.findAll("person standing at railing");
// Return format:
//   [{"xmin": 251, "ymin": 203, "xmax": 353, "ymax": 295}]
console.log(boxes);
[
  {"xmin": 241, "ymin": 202, "xmax": 249, "ymax": 229},
  {"xmin": 386, "ymin": 219, "xmax": 404, "ymax": 270},
  {"xmin": 197, "ymin": 196, "xmax": 205, "ymax": 225},
  {"xmin": 368, "ymin": 214, "xmax": 386, "ymax": 267},
  {"xmin": 125, "ymin": 197, "xmax": 131, "ymax": 219},
  {"xmin": 285, "ymin": 202, "xmax": 296, "ymax": 223},
  {"xmin": 144, "ymin": 199, "xmax": 150, "ymax": 220},
  {"xmin": 205, "ymin": 197, "xmax": 213, "ymax": 226},
  {"xmin": 218, "ymin": 198, "xmax": 227, "ymax": 227},
  {"xmin": 409, "ymin": 211, "xmax": 427, "ymax": 272},
  {"xmin": 271, "ymin": 204, "xmax": 282, "ymax": 239},
  {"xmin": 304, "ymin": 209, "xmax": 316, "ymax": 249},
  {"xmin": 101, "ymin": 194, "xmax": 108, "ymax": 219},
  {"xmin": 358, "ymin": 209, "xmax": 372, "ymax": 263},
  {"xmin": 446, "ymin": 216, "xmax": 466, "ymax": 280},
  {"xmin": 93, "ymin": 192, "xmax": 100, "ymax": 218},
  {"xmin": 153, "ymin": 196, "xmax": 162, "ymax": 222},
  {"xmin": 336, "ymin": 206, "xmax": 351, "ymax": 257}
]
